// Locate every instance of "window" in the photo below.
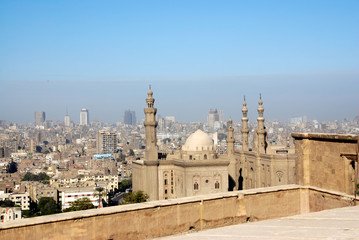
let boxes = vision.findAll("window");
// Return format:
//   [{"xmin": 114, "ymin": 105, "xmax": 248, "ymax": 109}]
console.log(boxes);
[
  {"xmin": 194, "ymin": 182, "xmax": 199, "ymax": 190},
  {"xmin": 164, "ymin": 179, "xmax": 168, "ymax": 185},
  {"xmin": 189, "ymin": 155, "xmax": 192, "ymax": 160},
  {"xmin": 204, "ymin": 154, "xmax": 207, "ymax": 160},
  {"xmin": 215, "ymin": 181, "xmax": 220, "ymax": 189},
  {"xmin": 165, "ymin": 189, "xmax": 167, "ymax": 194}
]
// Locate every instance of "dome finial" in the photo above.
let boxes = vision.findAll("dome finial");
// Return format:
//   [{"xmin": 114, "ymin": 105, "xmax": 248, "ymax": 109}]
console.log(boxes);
[{"xmin": 258, "ymin": 93, "xmax": 263, "ymax": 106}]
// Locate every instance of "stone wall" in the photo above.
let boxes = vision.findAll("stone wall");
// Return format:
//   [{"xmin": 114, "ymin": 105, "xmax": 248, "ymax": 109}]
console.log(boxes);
[
  {"xmin": 1, "ymin": 185, "xmax": 356, "ymax": 240},
  {"xmin": 292, "ymin": 133, "xmax": 358, "ymax": 195}
]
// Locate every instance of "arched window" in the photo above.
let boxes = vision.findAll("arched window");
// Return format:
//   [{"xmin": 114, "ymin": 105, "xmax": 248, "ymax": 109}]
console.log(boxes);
[
  {"xmin": 215, "ymin": 181, "xmax": 220, "ymax": 189},
  {"xmin": 189, "ymin": 155, "xmax": 192, "ymax": 160},
  {"xmin": 164, "ymin": 179, "xmax": 168, "ymax": 185},
  {"xmin": 204, "ymin": 154, "xmax": 207, "ymax": 160},
  {"xmin": 194, "ymin": 182, "xmax": 199, "ymax": 190}
]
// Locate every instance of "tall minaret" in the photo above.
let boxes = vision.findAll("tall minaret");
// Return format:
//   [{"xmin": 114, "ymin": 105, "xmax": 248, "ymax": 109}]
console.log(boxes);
[
  {"xmin": 241, "ymin": 96, "xmax": 249, "ymax": 151},
  {"xmin": 256, "ymin": 94, "xmax": 266, "ymax": 154},
  {"xmin": 144, "ymin": 86, "xmax": 158, "ymax": 160},
  {"xmin": 227, "ymin": 119, "xmax": 234, "ymax": 155}
]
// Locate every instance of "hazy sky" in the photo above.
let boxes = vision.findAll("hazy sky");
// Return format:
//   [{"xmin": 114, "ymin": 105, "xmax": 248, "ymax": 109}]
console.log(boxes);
[{"xmin": 0, "ymin": 1, "xmax": 358, "ymax": 123}]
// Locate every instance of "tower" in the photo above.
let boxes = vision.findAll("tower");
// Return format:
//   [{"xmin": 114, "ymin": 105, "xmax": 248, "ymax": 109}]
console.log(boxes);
[
  {"xmin": 241, "ymin": 96, "xmax": 249, "ymax": 151},
  {"xmin": 124, "ymin": 110, "xmax": 137, "ymax": 125},
  {"xmin": 80, "ymin": 108, "xmax": 89, "ymax": 126},
  {"xmin": 144, "ymin": 87, "xmax": 158, "ymax": 160},
  {"xmin": 64, "ymin": 115, "xmax": 70, "ymax": 127},
  {"xmin": 34, "ymin": 112, "xmax": 45, "ymax": 126},
  {"xmin": 226, "ymin": 119, "xmax": 234, "ymax": 155},
  {"xmin": 207, "ymin": 109, "xmax": 219, "ymax": 129},
  {"xmin": 254, "ymin": 94, "xmax": 266, "ymax": 154},
  {"xmin": 64, "ymin": 107, "xmax": 71, "ymax": 127}
]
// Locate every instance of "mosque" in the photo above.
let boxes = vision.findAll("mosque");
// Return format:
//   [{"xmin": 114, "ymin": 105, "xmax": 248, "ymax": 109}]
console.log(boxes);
[{"xmin": 133, "ymin": 89, "xmax": 296, "ymax": 200}]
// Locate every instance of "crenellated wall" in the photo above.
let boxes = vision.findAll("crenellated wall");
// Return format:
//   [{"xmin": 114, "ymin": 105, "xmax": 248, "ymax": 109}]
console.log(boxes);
[{"xmin": 0, "ymin": 185, "xmax": 356, "ymax": 240}]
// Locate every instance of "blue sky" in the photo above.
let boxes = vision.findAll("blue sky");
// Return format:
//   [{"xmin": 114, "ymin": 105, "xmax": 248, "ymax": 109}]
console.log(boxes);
[{"xmin": 0, "ymin": 0, "xmax": 358, "ymax": 123}]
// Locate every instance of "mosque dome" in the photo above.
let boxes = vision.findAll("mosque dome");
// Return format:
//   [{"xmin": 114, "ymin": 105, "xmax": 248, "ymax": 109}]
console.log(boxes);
[{"xmin": 182, "ymin": 129, "xmax": 214, "ymax": 152}]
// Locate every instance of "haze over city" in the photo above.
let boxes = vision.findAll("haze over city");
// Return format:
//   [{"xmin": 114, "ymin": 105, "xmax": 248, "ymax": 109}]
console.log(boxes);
[{"xmin": 1, "ymin": 0, "xmax": 358, "ymax": 123}]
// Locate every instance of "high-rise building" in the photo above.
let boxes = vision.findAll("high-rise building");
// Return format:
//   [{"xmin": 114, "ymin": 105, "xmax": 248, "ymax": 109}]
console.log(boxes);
[
  {"xmin": 96, "ymin": 130, "xmax": 117, "ymax": 154},
  {"xmin": 207, "ymin": 109, "xmax": 219, "ymax": 129},
  {"xmin": 64, "ymin": 115, "xmax": 71, "ymax": 127},
  {"xmin": 34, "ymin": 112, "xmax": 45, "ymax": 126},
  {"xmin": 80, "ymin": 108, "xmax": 89, "ymax": 126},
  {"xmin": 123, "ymin": 110, "xmax": 136, "ymax": 125}
]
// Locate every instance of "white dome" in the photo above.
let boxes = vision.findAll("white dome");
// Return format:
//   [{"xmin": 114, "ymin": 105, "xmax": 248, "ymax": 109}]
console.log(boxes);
[{"xmin": 182, "ymin": 129, "xmax": 214, "ymax": 151}]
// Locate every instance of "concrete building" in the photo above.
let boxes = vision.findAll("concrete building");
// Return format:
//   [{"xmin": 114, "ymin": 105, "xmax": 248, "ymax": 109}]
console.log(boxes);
[
  {"xmin": 64, "ymin": 115, "xmax": 70, "ymax": 127},
  {"xmin": 60, "ymin": 189, "xmax": 100, "ymax": 210},
  {"xmin": 96, "ymin": 130, "xmax": 117, "ymax": 154},
  {"xmin": 0, "ymin": 207, "xmax": 21, "ymax": 223},
  {"xmin": 123, "ymin": 110, "xmax": 136, "ymax": 125},
  {"xmin": 80, "ymin": 108, "xmax": 89, "ymax": 126},
  {"xmin": 34, "ymin": 111, "xmax": 45, "ymax": 126},
  {"xmin": 207, "ymin": 109, "xmax": 219, "ymax": 129},
  {"xmin": 0, "ymin": 192, "xmax": 30, "ymax": 210}
]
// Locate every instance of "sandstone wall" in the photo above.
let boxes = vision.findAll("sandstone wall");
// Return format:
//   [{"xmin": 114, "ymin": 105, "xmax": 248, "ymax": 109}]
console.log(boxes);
[
  {"xmin": 292, "ymin": 133, "xmax": 358, "ymax": 195},
  {"xmin": 1, "ymin": 185, "xmax": 356, "ymax": 240}
]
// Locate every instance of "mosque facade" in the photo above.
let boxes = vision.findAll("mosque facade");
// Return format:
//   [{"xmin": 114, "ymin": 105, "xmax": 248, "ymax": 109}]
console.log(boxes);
[{"xmin": 133, "ymin": 89, "xmax": 296, "ymax": 201}]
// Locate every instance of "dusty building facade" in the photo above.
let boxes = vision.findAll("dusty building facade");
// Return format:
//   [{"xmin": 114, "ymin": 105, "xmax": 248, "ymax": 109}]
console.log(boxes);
[
  {"xmin": 133, "ymin": 90, "xmax": 296, "ymax": 200},
  {"xmin": 227, "ymin": 96, "xmax": 296, "ymax": 191},
  {"xmin": 133, "ymin": 89, "xmax": 229, "ymax": 200}
]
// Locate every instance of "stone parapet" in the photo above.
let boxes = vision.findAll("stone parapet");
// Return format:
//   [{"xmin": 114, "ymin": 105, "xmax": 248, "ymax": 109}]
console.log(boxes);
[
  {"xmin": 292, "ymin": 132, "xmax": 358, "ymax": 142},
  {"xmin": 1, "ymin": 185, "xmax": 357, "ymax": 240}
]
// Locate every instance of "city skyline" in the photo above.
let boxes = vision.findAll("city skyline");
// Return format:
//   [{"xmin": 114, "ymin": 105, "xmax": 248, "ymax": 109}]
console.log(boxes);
[{"xmin": 0, "ymin": 1, "xmax": 358, "ymax": 123}]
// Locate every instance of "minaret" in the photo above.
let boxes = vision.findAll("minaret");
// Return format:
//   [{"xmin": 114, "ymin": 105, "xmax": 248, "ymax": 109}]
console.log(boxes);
[
  {"xmin": 241, "ymin": 96, "xmax": 249, "ymax": 151},
  {"xmin": 227, "ymin": 119, "xmax": 234, "ymax": 155},
  {"xmin": 144, "ymin": 86, "xmax": 158, "ymax": 160},
  {"xmin": 256, "ymin": 94, "xmax": 266, "ymax": 154}
]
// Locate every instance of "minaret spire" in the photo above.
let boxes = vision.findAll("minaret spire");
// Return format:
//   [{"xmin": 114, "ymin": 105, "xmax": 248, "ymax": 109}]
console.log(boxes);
[
  {"xmin": 144, "ymin": 86, "xmax": 158, "ymax": 160},
  {"xmin": 256, "ymin": 94, "xmax": 266, "ymax": 153},
  {"xmin": 241, "ymin": 96, "xmax": 249, "ymax": 151},
  {"xmin": 227, "ymin": 118, "xmax": 234, "ymax": 155}
]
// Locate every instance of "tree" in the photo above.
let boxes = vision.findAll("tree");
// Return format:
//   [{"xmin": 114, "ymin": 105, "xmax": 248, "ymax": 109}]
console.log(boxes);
[
  {"xmin": 118, "ymin": 153, "xmax": 126, "ymax": 161},
  {"xmin": 119, "ymin": 179, "xmax": 132, "ymax": 192},
  {"xmin": 22, "ymin": 201, "xmax": 38, "ymax": 218},
  {"xmin": 7, "ymin": 161, "xmax": 18, "ymax": 173},
  {"xmin": 0, "ymin": 200, "xmax": 15, "ymax": 207},
  {"xmin": 64, "ymin": 198, "xmax": 94, "ymax": 212},
  {"xmin": 129, "ymin": 149, "xmax": 135, "ymax": 156},
  {"xmin": 37, "ymin": 197, "xmax": 60, "ymax": 215},
  {"xmin": 120, "ymin": 191, "xmax": 148, "ymax": 205},
  {"xmin": 22, "ymin": 172, "xmax": 50, "ymax": 182},
  {"xmin": 95, "ymin": 187, "xmax": 105, "ymax": 208}
]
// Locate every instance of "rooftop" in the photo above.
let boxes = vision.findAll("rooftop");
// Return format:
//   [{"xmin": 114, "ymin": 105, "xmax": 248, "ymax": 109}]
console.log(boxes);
[{"xmin": 156, "ymin": 205, "xmax": 359, "ymax": 240}]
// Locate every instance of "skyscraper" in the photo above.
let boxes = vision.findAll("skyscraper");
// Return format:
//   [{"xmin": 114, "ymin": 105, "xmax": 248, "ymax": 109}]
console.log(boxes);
[
  {"xmin": 34, "ymin": 111, "xmax": 45, "ymax": 126},
  {"xmin": 64, "ymin": 115, "xmax": 70, "ymax": 127},
  {"xmin": 207, "ymin": 109, "xmax": 219, "ymax": 129},
  {"xmin": 80, "ymin": 108, "xmax": 89, "ymax": 126},
  {"xmin": 124, "ymin": 110, "xmax": 136, "ymax": 125}
]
